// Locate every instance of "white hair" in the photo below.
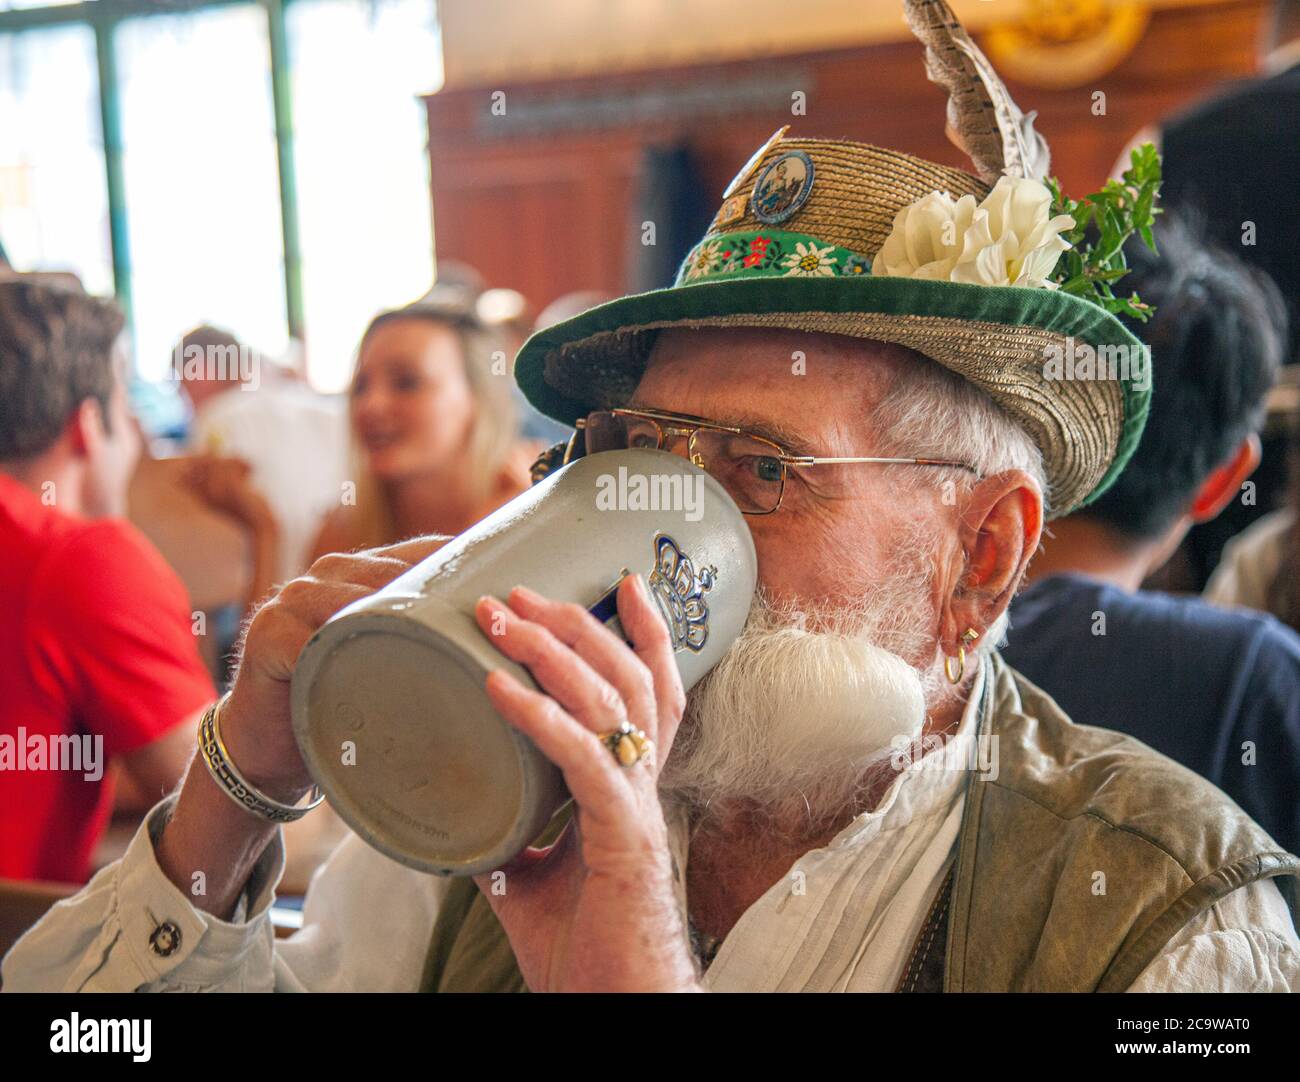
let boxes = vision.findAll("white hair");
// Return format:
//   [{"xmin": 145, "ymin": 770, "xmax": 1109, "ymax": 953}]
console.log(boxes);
[
  {"xmin": 657, "ymin": 343, "xmax": 1047, "ymax": 831},
  {"xmin": 664, "ymin": 561, "xmax": 931, "ymax": 834},
  {"xmin": 871, "ymin": 355, "xmax": 1048, "ymax": 506},
  {"xmin": 869, "ymin": 352, "xmax": 1048, "ymax": 655}
]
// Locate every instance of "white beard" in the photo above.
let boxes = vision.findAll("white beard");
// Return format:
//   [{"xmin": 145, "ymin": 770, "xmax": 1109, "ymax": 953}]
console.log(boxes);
[{"xmin": 659, "ymin": 541, "xmax": 941, "ymax": 833}]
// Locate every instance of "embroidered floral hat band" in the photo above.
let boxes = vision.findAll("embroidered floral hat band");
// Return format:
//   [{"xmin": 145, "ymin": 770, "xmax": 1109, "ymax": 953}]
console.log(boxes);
[{"xmin": 513, "ymin": 0, "xmax": 1161, "ymax": 519}]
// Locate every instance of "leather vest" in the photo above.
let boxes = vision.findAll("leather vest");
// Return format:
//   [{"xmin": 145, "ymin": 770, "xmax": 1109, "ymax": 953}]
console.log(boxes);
[{"xmin": 419, "ymin": 653, "xmax": 1300, "ymax": 992}]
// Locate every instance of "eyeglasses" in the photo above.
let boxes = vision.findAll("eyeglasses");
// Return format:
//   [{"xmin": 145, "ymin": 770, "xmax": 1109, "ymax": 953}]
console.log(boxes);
[{"xmin": 574, "ymin": 406, "xmax": 980, "ymax": 515}]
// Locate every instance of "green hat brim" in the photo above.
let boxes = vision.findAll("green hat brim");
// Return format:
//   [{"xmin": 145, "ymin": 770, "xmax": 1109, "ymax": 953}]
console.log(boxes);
[{"xmin": 515, "ymin": 274, "xmax": 1149, "ymax": 517}]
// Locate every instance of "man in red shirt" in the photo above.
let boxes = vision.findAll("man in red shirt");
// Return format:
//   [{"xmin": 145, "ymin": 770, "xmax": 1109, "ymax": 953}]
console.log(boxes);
[{"xmin": 0, "ymin": 280, "xmax": 216, "ymax": 883}]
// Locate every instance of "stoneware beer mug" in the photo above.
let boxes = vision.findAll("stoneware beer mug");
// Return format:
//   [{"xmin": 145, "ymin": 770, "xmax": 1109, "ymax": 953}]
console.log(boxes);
[{"xmin": 290, "ymin": 447, "xmax": 757, "ymax": 876}]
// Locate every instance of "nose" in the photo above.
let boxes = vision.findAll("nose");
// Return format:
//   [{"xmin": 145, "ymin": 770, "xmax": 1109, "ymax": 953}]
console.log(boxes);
[{"xmin": 353, "ymin": 387, "xmax": 388, "ymax": 421}]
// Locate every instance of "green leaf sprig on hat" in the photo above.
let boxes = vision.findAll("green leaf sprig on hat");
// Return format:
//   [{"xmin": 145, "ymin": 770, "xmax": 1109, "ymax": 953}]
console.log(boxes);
[{"xmin": 1046, "ymin": 143, "xmax": 1163, "ymax": 322}]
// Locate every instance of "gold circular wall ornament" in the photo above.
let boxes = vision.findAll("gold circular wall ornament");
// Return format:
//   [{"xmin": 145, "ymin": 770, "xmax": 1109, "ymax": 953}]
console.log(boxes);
[{"xmin": 983, "ymin": 0, "xmax": 1152, "ymax": 90}]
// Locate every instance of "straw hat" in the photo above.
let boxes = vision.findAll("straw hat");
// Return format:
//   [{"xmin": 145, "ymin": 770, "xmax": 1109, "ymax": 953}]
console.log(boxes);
[{"xmin": 514, "ymin": 0, "xmax": 1151, "ymax": 518}]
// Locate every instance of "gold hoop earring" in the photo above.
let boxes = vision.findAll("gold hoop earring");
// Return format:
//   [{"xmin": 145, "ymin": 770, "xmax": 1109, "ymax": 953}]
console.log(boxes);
[{"xmin": 944, "ymin": 628, "xmax": 979, "ymax": 685}]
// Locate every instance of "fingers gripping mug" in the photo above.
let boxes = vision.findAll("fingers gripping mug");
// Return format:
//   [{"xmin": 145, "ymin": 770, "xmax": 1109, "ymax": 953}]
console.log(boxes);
[{"xmin": 290, "ymin": 448, "xmax": 757, "ymax": 876}]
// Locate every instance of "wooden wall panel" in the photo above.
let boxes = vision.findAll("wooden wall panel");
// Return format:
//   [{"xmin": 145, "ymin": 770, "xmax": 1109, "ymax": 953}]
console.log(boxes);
[
  {"xmin": 429, "ymin": 137, "xmax": 645, "ymax": 307},
  {"xmin": 424, "ymin": 0, "xmax": 1269, "ymax": 312}
]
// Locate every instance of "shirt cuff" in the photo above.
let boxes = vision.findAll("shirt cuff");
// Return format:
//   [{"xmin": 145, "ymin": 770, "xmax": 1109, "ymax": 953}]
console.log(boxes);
[{"xmin": 113, "ymin": 794, "xmax": 286, "ymax": 986}]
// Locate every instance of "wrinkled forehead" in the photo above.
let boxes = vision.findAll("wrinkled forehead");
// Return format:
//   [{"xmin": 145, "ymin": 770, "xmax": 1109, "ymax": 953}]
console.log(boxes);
[{"xmin": 630, "ymin": 326, "xmax": 917, "ymax": 448}]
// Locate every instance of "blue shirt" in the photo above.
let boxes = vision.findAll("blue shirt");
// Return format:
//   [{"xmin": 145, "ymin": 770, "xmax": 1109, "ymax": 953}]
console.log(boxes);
[{"xmin": 1003, "ymin": 573, "xmax": 1300, "ymax": 855}]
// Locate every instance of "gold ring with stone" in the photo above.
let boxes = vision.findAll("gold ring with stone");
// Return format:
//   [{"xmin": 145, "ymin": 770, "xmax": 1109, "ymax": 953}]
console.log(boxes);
[{"xmin": 599, "ymin": 720, "xmax": 655, "ymax": 768}]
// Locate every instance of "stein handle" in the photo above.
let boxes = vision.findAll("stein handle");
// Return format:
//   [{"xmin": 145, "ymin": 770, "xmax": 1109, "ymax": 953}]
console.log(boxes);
[{"xmin": 586, "ymin": 567, "xmax": 634, "ymax": 628}]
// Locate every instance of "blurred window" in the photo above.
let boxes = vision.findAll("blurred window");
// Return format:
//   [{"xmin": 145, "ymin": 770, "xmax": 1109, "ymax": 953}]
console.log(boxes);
[
  {"xmin": 0, "ymin": 0, "xmax": 442, "ymax": 400},
  {"xmin": 117, "ymin": 4, "xmax": 287, "ymax": 380},
  {"xmin": 288, "ymin": 0, "xmax": 441, "ymax": 392},
  {"xmin": 0, "ymin": 25, "xmax": 113, "ymax": 293},
  {"xmin": 0, "ymin": 0, "xmax": 87, "ymax": 9}
]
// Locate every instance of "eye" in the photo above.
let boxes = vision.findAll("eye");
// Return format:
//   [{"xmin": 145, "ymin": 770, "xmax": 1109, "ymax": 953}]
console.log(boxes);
[
  {"xmin": 629, "ymin": 431, "xmax": 658, "ymax": 449},
  {"xmin": 753, "ymin": 456, "xmax": 783, "ymax": 483}
]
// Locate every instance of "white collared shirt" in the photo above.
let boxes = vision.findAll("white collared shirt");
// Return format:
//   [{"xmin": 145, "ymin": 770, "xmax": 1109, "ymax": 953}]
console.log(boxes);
[{"xmin": 4, "ymin": 664, "xmax": 1297, "ymax": 992}]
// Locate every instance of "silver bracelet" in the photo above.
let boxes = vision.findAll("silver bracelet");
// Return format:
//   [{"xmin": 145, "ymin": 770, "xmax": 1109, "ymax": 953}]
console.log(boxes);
[{"xmin": 198, "ymin": 696, "xmax": 324, "ymax": 823}]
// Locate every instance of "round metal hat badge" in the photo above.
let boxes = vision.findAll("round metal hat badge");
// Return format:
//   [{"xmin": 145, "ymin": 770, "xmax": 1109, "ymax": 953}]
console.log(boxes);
[{"xmin": 750, "ymin": 150, "xmax": 815, "ymax": 225}]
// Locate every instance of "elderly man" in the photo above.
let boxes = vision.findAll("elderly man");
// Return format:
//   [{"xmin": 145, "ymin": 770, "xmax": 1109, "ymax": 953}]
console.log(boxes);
[{"xmin": 6, "ymin": 3, "xmax": 1299, "ymax": 992}]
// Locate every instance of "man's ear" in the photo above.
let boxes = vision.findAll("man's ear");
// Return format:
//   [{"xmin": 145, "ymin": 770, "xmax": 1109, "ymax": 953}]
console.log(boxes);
[
  {"xmin": 942, "ymin": 472, "xmax": 1044, "ymax": 652},
  {"xmin": 65, "ymin": 398, "xmax": 103, "ymax": 460},
  {"xmin": 1190, "ymin": 434, "xmax": 1260, "ymax": 523}
]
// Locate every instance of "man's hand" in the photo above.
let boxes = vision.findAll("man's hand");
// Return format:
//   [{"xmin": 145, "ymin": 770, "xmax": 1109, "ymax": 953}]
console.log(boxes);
[
  {"xmin": 159, "ymin": 537, "xmax": 451, "ymax": 918},
  {"xmin": 219, "ymin": 536, "xmax": 451, "ymax": 801},
  {"xmin": 470, "ymin": 574, "xmax": 703, "ymax": 993}
]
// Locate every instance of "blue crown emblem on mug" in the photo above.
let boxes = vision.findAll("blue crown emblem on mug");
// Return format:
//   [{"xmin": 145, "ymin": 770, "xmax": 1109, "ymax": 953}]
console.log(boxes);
[{"xmin": 648, "ymin": 533, "xmax": 717, "ymax": 653}]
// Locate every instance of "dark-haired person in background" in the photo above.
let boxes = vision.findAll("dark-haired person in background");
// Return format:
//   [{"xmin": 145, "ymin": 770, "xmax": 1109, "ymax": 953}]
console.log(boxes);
[
  {"xmin": 1111, "ymin": 0, "xmax": 1300, "ymax": 588},
  {"xmin": 0, "ymin": 281, "xmax": 215, "ymax": 883},
  {"xmin": 1003, "ymin": 217, "xmax": 1299, "ymax": 854},
  {"xmin": 1206, "ymin": 415, "xmax": 1300, "ymax": 632}
]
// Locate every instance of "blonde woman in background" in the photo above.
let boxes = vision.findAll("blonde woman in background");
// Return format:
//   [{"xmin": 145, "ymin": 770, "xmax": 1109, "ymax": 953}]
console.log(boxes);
[
  {"xmin": 289, "ymin": 286, "xmax": 542, "ymax": 892},
  {"xmin": 309, "ymin": 285, "xmax": 542, "ymax": 562}
]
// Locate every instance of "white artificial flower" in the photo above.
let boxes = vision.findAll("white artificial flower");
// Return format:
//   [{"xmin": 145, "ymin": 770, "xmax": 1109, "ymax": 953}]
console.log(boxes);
[
  {"xmin": 781, "ymin": 241, "xmax": 838, "ymax": 277},
  {"xmin": 685, "ymin": 240, "xmax": 723, "ymax": 280},
  {"xmin": 872, "ymin": 175, "xmax": 1075, "ymax": 289}
]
